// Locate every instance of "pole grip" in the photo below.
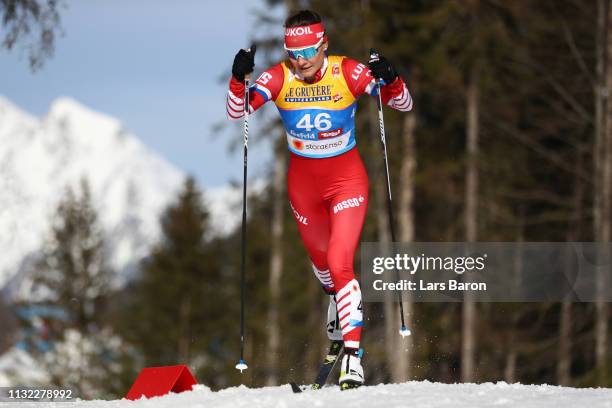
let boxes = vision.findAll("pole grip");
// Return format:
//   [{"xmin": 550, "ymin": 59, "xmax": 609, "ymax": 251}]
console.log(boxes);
[{"xmin": 369, "ymin": 48, "xmax": 380, "ymax": 61}]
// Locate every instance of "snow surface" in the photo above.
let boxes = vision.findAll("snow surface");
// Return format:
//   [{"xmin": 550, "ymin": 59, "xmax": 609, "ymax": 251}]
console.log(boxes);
[
  {"xmin": 0, "ymin": 96, "xmax": 242, "ymax": 296},
  {"xmin": 23, "ymin": 382, "xmax": 612, "ymax": 408}
]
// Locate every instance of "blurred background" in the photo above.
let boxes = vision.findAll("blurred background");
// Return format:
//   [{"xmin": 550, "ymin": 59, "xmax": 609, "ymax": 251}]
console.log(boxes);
[{"xmin": 1, "ymin": 0, "xmax": 611, "ymax": 399}]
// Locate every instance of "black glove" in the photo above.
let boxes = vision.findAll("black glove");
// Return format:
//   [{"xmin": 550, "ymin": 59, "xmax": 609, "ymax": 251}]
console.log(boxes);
[
  {"xmin": 232, "ymin": 44, "xmax": 257, "ymax": 82},
  {"xmin": 368, "ymin": 49, "xmax": 398, "ymax": 84}
]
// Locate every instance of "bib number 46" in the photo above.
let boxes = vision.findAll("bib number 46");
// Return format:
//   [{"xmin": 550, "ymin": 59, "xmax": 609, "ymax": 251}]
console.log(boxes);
[{"xmin": 296, "ymin": 113, "xmax": 332, "ymax": 131}]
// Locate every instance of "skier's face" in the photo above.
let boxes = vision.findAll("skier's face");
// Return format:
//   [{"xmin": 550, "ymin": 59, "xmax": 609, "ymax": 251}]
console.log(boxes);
[{"xmin": 288, "ymin": 41, "xmax": 328, "ymax": 80}]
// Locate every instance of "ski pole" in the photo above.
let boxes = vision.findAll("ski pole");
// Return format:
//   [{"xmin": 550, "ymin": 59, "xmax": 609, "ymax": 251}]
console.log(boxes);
[
  {"xmin": 369, "ymin": 49, "xmax": 411, "ymax": 338},
  {"xmin": 236, "ymin": 45, "xmax": 255, "ymax": 372}
]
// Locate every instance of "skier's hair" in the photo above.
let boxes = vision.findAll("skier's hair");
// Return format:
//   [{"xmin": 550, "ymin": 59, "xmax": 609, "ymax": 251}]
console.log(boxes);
[{"xmin": 284, "ymin": 10, "xmax": 322, "ymax": 28}]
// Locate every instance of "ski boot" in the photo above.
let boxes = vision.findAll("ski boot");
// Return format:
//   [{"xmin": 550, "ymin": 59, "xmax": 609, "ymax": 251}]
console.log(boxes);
[{"xmin": 339, "ymin": 348, "xmax": 364, "ymax": 390}]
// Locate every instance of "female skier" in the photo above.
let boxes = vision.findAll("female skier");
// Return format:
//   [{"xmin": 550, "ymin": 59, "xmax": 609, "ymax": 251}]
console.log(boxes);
[{"xmin": 226, "ymin": 9, "xmax": 412, "ymax": 389}]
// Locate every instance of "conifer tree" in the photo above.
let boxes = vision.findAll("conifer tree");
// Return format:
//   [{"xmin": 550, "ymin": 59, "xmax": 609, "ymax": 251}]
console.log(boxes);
[
  {"xmin": 36, "ymin": 179, "xmax": 111, "ymax": 334},
  {"xmin": 33, "ymin": 178, "xmax": 120, "ymax": 399},
  {"xmin": 121, "ymin": 177, "xmax": 231, "ymax": 388}
]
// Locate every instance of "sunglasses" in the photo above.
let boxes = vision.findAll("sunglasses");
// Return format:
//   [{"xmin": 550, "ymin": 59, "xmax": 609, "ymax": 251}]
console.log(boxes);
[{"xmin": 285, "ymin": 38, "xmax": 324, "ymax": 60}]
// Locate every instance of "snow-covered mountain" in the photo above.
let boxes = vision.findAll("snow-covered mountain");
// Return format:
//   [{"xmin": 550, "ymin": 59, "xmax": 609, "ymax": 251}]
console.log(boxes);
[{"xmin": 0, "ymin": 96, "xmax": 240, "ymax": 295}]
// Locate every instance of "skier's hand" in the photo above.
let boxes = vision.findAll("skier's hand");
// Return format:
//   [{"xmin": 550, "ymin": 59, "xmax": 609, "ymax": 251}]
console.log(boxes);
[
  {"xmin": 232, "ymin": 44, "xmax": 257, "ymax": 82},
  {"xmin": 368, "ymin": 49, "xmax": 398, "ymax": 85}
]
